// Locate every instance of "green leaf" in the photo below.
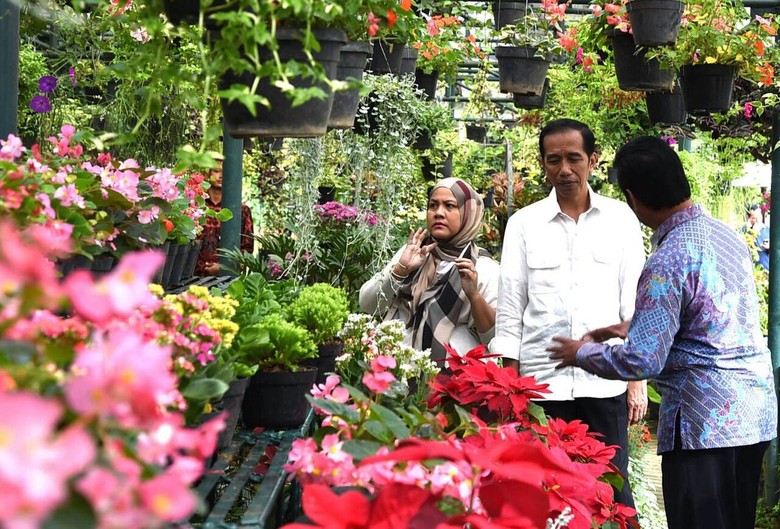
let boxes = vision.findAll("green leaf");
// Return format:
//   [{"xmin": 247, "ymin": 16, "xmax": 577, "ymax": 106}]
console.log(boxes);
[
  {"xmin": 647, "ymin": 383, "xmax": 662, "ymax": 404},
  {"xmin": 342, "ymin": 382, "xmax": 368, "ymax": 402},
  {"xmin": 369, "ymin": 402, "xmax": 410, "ymax": 440},
  {"xmin": 181, "ymin": 378, "xmax": 230, "ymax": 401},
  {"xmin": 307, "ymin": 396, "xmax": 361, "ymax": 422},
  {"xmin": 42, "ymin": 490, "xmax": 97, "ymax": 529},
  {"xmin": 363, "ymin": 420, "xmax": 393, "ymax": 443},
  {"xmin": 527, "ymin": 401, "xmax": 548, "ymax": 426},
  {"xmin": 342, "ymin": 439, "xmax": 387, "ymax": 461}
]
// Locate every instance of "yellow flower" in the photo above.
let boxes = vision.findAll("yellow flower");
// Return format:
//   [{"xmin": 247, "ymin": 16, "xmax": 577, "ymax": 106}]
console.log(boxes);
[{"xmin": 704, "ymin": 56, "xmax": 718, "ymax": 64}]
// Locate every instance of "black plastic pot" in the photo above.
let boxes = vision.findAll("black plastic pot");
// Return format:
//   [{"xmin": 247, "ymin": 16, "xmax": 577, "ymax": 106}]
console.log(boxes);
[
  {"xmin": 183, "ymin": 240, "xmax": 203, "ymax": 281},
  {"xmin": 242, "ymin": 367, "xmax": 318, "ymax": 429},
  {"xmin": 167, "ymin": 242, "xmax": 190, "ymax": 287},
  {"xmin": 611, "ymin": 30, "xmax": 675, "ymax": 92},
  {"xmin": 414, "ymin": 69, "xmax": 439, "ymax": 100},
  {"xmin": 492, "ymin": 1, "xmax": 525, "ymax": 29},
  {"xmin": 302, "ymin": 341, "xmax": 344, "ymax": 386},
  {"xmin": 202, "ymin": 377, "xmax": 250, "ymax": 452},
  {"xmin": 328, "ymin": 41, "xmax": 372, "ymax": 130},
  {"xmin": 398, "ymin": 46, "xmax": 419, "ymax": 76},
  {"xmin": 627, "ymin": 0, "xmax": 684, "ymax": 46},
  {"xmin": 646, "ymin": 85, "xmax": 686, "ymax": 125},
  {"xmin": 317, "ymin": 186, "xmax": 336, "ymax": 204},
  {"xmin": 160, "ymin": 241, "xmax": 180, "ymax": 288},
  {"xmin": 412, "ymin": 129, "xmax": 435, "ymax": 150},
  {"xmin": 679, "ymin": 64, "xmax": 736, "ymax": 115},
  {"xmin": 466, "ymin": 124, "xmax": 487, "ymax": 143},
  {"xmin": 494, "ymin": 46, "xmax": 550, "ymax": 95},
  {"xmin": 513, "ymin": 77, "xmax": 550, "ymax": 109},
  {"xmin": 421, "ymin": 153, "xmax": 453, "ymax": 181},
  {"xmin": 220, "ymin": 28, "xmax": 346, "ymax": 138},
  {"xmin": 367, "ymin": 40, "xmax": 405, "ymax": 75}
]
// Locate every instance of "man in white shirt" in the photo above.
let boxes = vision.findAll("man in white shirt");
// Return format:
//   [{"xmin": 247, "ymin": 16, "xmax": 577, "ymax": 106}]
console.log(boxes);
[{"xmin": 489, "ymin": 119, "xmax": 647, "ymax": 509}]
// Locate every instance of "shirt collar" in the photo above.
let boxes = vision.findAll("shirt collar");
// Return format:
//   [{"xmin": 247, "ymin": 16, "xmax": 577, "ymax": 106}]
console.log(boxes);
[
  {"xmin": 542, "ymin": 185, "xmax": 604, "ymax": 221},
  {"xmin": 651, "ymin": 203, "xmax": 702, "ymax": 247}
]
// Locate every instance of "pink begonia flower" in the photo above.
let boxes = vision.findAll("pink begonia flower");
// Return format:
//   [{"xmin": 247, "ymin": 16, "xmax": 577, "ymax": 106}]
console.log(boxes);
[
  {"xmin": 0, "ymin": 392, "xmax": 95, "ymax": 529},
  {"xmin": 53, "ymin": 183, "xmax": 86, "ymax": 208},
  {"xmin": 0, "ymin": 134, "xmax": 25, "ymax": 161},
  {"xmin": 139, "ymin": 472, "xmax": 198, "ymax": 522},
  {"xmin": 744, "ymin": 101, "xmax": 754, "ymax": 119},
  {"xmin": 321, "ymin": 433, "xmax": 351, "ymax": 464},
  {"xmin": 0, "ymin": 221, "xmax": 62, "ymax": 307},
  {"xmin": 64, "ymin": 250, "xmax": 165, "ymax": 324},
  {"xmin": 138, "ymin": 205, "xmax": 161, "ymax": 224},
  {"xmin": 370, "ymin": 354, "xmax": 396, "ymax": 371},
  {"xmin": 24, "ymin": 221, "xmax": 74, "ymax": 258},
  {"xmin": 64, "ymin": 327, "xmax": 178, "ymax": 428},
  {"xmin": 362, "ymin": 370, "xmax": 396, "ymax": 393},
  {"xmin": 286, "ymin": 438, "xmax": 320, "ymax": 475},
  {"xmin": 310, "ymin": 374, "xmax": 349, "ymax": 403},
  {"xmin": 35, "ymin": 192, "xmax": 56, "ymax": 219}
]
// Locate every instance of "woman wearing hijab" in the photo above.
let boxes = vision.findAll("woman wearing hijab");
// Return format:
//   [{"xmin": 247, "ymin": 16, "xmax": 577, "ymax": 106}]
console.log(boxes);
[{"xmin": 359, "ymin": 178, "xmax": 500, "ymax": 361}]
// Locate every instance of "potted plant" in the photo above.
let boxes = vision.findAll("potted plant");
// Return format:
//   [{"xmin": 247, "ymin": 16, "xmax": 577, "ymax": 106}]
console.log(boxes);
[
  {"xmin": 492, "ymin": 0, "xmax": 569, "ymax": 95},
  {"xmin": 237, "ymin": 313, "xmax": 318, "ymax": 428},
  {"xmin": 462, "ymin": 57, "xmax": 498, "ymax": 140},
  {"xmin": 412, "ymin": 96, "xmax": 453, "ymax": 150},
  {"xmin": 287, "ymin": 283, "xmax": 350, "ymax": 384},
  {"xmin": 650, "ymin": 0, "xmax": 780, "ymax": 114}
]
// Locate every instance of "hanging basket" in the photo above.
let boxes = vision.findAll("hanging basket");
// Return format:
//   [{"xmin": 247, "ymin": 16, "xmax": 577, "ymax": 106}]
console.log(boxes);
[
  {"xmin": 494, "ymin": 46, "xmax": 550, "ymax": 95},
  {"xmin": 414, "ymin": 69, "xmax": 440, "ymax": 100},
  {"xmin": 611, "ymin": 30, "xmax": 675, "ymax": 92},
  {"xmin": 646, "ymin": 84, "xmax": 687, "ymax": 125},
  {"xmin": 513, "ymin": 77, "xmax": 550, "ymax": 109},
  {"xmin": 367, "ymin": 40, "xmax": 405, "ymax": 75},
  {"xmin": 242, "ymin": 367, "xmax": 318, "ymax": 429},
  {"xmin": 399, "ymin": 46, "xmax": 419, "ymax": 76},
  {"xmin": 492, "ymin": 1, "xmax": 525, "ymax": 29},
  {"xmin": 466, "ymin": 124, "xmax": 488, "ymax": 143},
  {"xmin": 679, "ymin": 64, "xmax": 737, "ymax": 115},
  {"xmin": 328, "ymin": 41, "xmax": 372, "ymax": 130},
  {"xmin": 626, "ymin": 0, "xmax": 684, "ymax": 46},
  {"xmin": 220, "ymin": 28, "xmax": 346, "ymax": 138}
]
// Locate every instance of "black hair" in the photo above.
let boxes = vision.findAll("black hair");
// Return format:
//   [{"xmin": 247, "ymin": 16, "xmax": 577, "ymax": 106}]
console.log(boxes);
[
  {"xmin": 539, "ymin": 118, "xmax": 597, "ymax": 157},
  {"xmin": 613, "ymin": 136, "xmax": 691, "ymax": 211}
]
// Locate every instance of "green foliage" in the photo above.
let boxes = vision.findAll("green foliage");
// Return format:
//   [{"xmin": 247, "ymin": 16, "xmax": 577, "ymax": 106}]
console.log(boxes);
[
  {"xmin": 286, "ymin": 283, "xmax": 350, "ymax": 343},
  {"xmin": 233, "ymin": 313, "xmax": 317, "ymax": 372}
]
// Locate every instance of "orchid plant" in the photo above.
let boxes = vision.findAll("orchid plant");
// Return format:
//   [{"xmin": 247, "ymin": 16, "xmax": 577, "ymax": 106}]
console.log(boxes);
[
  {"xmin": 284, "ymin": 344, "xmax": 638, "ymax": 529},
  {"xmin": 0, "ymin": 219, "xmax": 224, "ymax": 529}
]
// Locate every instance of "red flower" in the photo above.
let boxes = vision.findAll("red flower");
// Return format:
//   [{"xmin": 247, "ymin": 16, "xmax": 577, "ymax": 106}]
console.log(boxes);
[
  {"xmin": 386, "ymin": 9, "xmax": 397, "ymax": 28},
  {"xmin": 400, "ymin": 0, "xmax": 412, "ymax": 11},
  {"xmin": 163, "ymin": 219, "xmax": 174, "ymax": 232}
]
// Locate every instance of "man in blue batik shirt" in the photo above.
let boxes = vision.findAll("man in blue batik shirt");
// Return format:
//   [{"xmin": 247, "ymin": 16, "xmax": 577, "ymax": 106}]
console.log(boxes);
[{"xmin": 548, "ymin": 136, "xmax": 777, "ymax": 529}]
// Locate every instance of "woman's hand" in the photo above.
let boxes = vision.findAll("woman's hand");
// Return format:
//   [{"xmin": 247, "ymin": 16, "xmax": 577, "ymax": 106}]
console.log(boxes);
[
  {"xmin": 398, "ymin": 228, "xmax": 437, "ymax": 274},
  {"xmin": 456, "ymin": 257, "xmax": 478, "ymax": 297}
]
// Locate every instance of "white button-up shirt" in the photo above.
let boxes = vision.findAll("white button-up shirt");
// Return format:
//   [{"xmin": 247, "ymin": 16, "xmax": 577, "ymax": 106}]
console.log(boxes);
[{"xmin": 490, "ymin": 187, "xmax": 646, "ymax": 400}]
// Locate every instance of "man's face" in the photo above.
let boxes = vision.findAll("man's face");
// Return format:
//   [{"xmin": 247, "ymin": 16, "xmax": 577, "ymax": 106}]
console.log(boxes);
[
  {"xmin": 208, "ymin": 176, "xmax": 223, "ymax": 205},
  {"xmin": 541, "ymin": 130, "xmax": 596, "ymax": 202}
]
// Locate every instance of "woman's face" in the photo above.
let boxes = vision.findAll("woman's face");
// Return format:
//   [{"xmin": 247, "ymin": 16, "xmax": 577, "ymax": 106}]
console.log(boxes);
[{"xmin": 427, "ymin": 187, "xmax": 462, "ymax": 241}]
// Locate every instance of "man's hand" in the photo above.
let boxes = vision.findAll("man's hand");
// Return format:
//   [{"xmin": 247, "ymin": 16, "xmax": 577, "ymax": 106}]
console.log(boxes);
[
  {"xmin": 582, "ymin": 321, "xmax": 631, "ymax": 342},
  {"xmin": 547, "ymin": 337, "xmax": 586, "ymax": 369},
  {"xmin": 627, "ymin": 381, "xmax": 648, "ymax": 424}
]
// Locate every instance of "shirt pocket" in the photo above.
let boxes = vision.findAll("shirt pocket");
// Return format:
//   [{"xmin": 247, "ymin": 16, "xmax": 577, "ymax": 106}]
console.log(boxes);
[{"xmin": 527, "ymin": 250, "xmax": 561, "ymax": 294}]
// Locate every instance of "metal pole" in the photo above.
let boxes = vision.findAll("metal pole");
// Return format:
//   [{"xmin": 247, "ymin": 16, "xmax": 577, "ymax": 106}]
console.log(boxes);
[
  {"xmin": 765, "ymin": 110, "xmax": 780, "ymax": 508},
  {"xmin": 219, "ymin": 128, "xmax": 244, "ymax": 275},
  {"xmin": 0, "ymin": 0, "xmax": 20, "ymax": 138}
]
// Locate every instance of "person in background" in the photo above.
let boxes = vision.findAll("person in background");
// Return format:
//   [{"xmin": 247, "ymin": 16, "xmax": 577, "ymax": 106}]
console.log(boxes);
[
  {"xmin": 359, "ymin": 177, "xmax": 500, "ymax": 361},
  {"xmin": 744, "ymin": 204, "xmax": 770, "ymax": 270},
  {"xmin": 548, "ymin": 135, "xmax": 777, "ymax": 529},
  {"xmin": 489, "ymin": 118, "xmax": 647, "ymax": 510},
  {"xmin": 195, "ymin": 167, "xmax": 254, "ymax": 276}
]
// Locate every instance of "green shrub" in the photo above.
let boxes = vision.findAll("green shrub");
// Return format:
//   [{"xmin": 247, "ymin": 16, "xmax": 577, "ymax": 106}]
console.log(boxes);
[
  {"xmin": 234, "ymin": 313, "xmax": 317, "ymax": 373},
  {"xmin": 287, "ymin": 283, "xmax": 350, "ymax": 344}
]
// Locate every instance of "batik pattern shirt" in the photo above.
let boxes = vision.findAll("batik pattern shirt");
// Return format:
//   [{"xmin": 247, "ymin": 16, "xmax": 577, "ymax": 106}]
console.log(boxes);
[
  {"xmin": 195, "ymin": 201, "xmax": 254, "ymax": 276},
  {"xmin": 578, "ymin": 205, "xmax": 777, "ymax": 453}
]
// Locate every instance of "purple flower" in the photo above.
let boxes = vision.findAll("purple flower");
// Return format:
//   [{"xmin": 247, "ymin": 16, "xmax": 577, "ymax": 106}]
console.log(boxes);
[
  {"xmin": 38, "ymin": 75, "xmax": 58, "ymax": 94},
  {"xmin": 30, "ymin": 95, "xmax": 52, "ymax": 114},
  {"xmin": 68, "ymin": 67, "xmax": 77, "ymax": 87},
  {"xmin": 661, "ymin": 135, "xmax": 677, "ymax": 146}
]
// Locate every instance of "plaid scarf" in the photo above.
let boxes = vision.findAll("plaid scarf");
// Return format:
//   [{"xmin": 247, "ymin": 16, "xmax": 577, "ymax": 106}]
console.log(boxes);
[{"xmin": 397, "ymin": 178, "xmax": 489, "ymax": 361}]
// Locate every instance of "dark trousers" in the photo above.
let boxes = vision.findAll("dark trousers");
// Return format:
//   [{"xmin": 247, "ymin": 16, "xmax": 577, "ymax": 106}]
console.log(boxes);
[
  {"xmin": 539, "ymin": 393, "xmax": 635, "ymax": 509},
  {"xmin": 662, "ymin": 435, "xmax": 769, "ymax": 529}
]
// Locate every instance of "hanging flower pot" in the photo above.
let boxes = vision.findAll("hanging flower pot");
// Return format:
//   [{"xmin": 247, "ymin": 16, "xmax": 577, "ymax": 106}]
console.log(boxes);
[
  {"xmin": 494, "ymin": 46, "xmax": 550, "ymax": 95},
  {"xmin": 367, "ymin": 40, "xmax": 405, "ymax": 75},
  {"xmin": 398, "ymin": 46, "xmax": 419, "ymax": 77},
  {"xmin": 220, "ymin": 28, "xmax": 346, "ymax": 138},
  {"xmin": 414, "ymin": 69, "xmax": 440, "ymax": 100},
  {"xmin": 328, "ymin": 41, "xmax": 372, "ymax": 130},
  {"xmin": 646, "ymin": 83, "xmax": 687, "ymax": 125},
  {"xmin": 466, "ymin": 124, "xmax": 487, "ymax": 143},
  {"xmin": 412, "ymin": 128, "xmax": 435, "ymax": 150},
  {"xmin": 512, "ymin": 77, "xmax": 550, "ymax": 109},
  {"xmin": 611, "ymin": 30, "xmax": 675, "ymax": 92},
  {"xmin": 679, "ymin": 64, "xmax": 736, "ymax": 115},
  {"xmin": 492, "ymin": 1, "xmax": 525, "ymax": 29},
  {"xmin": 626, "ymin": 0, "xmax": 684, "ymax": 46}
]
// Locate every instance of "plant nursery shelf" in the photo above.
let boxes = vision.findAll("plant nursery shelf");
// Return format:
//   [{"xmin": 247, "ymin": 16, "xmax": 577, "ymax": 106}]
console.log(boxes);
[{"xmin": 175, "ymin": 409, "xmax": 315, "ymax": 529}]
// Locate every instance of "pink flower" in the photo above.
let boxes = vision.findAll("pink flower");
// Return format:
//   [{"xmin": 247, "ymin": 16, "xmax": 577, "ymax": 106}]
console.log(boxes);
[
  {"xmin": 0, "ymin": 392, "xmax": 95, "ymax": 529},
  {"xmin": 371, "ymin": 355, "xmax": 396, "ymax": 371},
  {"xmin": 138, "ymin": 205, "xmax": 161, "ymax": 224},
  {"xmin": 53, "ymin": 183, "xmax": 86, "ymax": 208},
  {"xmin": 362, "ymin": 370, "xmax": 396, "ymax": 394},
  {"xmin": 138, "ymin": 472, "xmax": 197, "ymax": 522},
  {"xmin": 744, "ymin": 101, "xmax": 754, "ymax": 119},
  {"xmin": 35, "ymin": 192, "xmax": 56, "ymax": 219},
  {"xmin": 64, "ymin": 250, "xmax": 165, "ymax": 324},
  {"xmin": 0, "ymin": 134, "xmax": 25, "ymax": 161},
  {"xmin": 24, "ymin": 221, "xmax": 74, "ymax": 257}
]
